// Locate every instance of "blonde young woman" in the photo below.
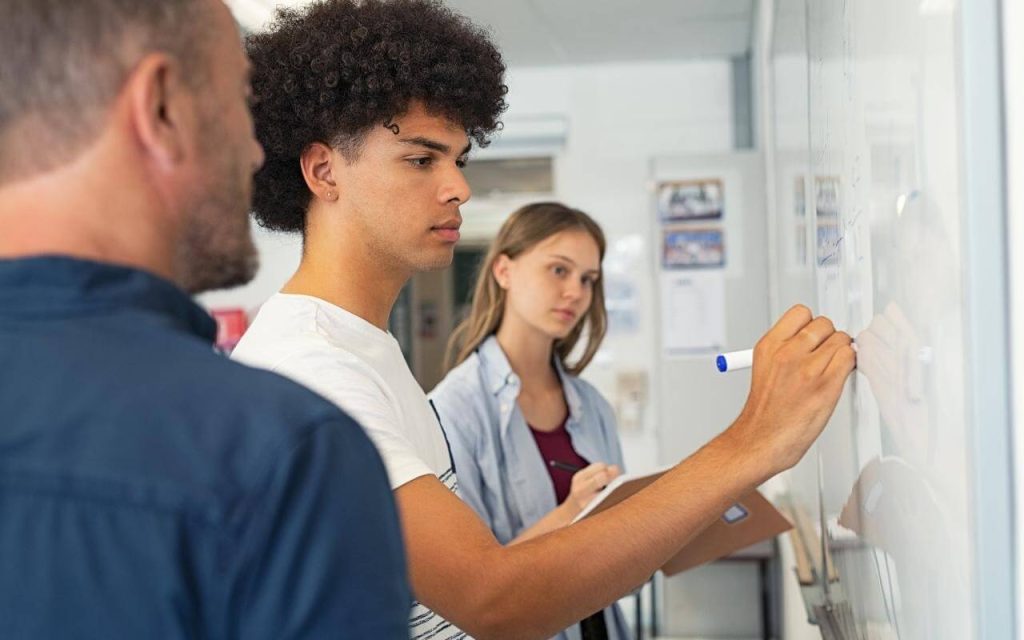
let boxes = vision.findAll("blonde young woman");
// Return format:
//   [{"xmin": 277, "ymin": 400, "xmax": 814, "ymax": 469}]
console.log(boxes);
[{"xmin": 429, "ymin": 202, "xmax": 629, "ymax": 640}]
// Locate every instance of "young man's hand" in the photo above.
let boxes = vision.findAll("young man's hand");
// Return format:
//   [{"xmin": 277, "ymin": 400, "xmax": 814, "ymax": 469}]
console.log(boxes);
[{"xmin": 729, "ymin": 304, "xmax": 856, "ymax": 473}]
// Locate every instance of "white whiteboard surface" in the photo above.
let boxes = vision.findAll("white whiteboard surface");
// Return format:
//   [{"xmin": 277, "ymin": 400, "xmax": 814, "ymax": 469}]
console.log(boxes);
[{"xmin": 765, "ymin": 0, "xmax": 1014, "ymax": 638}]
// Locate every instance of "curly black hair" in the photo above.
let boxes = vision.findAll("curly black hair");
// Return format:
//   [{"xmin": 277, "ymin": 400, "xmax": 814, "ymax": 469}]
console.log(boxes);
[{"xmin": 246, "ymin": 0, "xmax": 508, "ymax": 233}]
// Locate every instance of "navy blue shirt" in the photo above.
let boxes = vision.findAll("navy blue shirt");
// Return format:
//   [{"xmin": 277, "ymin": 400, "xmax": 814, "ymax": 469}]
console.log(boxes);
[{"xmin": 0, "ymin": 256, "xmax": 410, "ymax": 639}]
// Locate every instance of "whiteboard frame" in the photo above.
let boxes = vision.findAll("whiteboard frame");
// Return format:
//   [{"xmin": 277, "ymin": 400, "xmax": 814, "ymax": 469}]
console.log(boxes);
[
  {"xmin": 960, "ymin": 0, "xmax": 1016, "ymax": 637},
  {"xmin": 1004, "ymin": 0, "xmax": 1024, "ymax": 636}
]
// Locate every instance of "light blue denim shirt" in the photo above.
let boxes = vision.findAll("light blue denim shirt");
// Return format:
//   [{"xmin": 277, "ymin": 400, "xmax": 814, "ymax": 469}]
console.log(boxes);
[{"xmin": 428, "ymin": 335, "xmax": 629, "ymax": 640}]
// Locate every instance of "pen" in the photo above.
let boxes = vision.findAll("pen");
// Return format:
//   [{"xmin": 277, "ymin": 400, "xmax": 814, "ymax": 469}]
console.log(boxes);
[{"xmin": 549, "ymin": 460, "xmax": 583, "ymax": 473}]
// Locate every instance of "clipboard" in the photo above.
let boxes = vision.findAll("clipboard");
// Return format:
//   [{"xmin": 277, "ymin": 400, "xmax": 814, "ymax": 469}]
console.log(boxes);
[{"xmin": 571, "ymin": 468, "xmax": 793, "ymax": 576}]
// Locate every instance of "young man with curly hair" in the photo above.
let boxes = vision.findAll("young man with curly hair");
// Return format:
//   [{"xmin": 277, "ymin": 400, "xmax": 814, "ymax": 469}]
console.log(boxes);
[
  {"xmin": 0, "ymin": 0, "xmax": 409, "ymax": 637},
  {"xmin": 233, "ymin": 1, "xmax": 856, "ymax": 638}
]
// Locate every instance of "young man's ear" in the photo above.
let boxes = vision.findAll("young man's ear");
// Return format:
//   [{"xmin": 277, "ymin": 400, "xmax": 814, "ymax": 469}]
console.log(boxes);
[
  {"xmin": 300, "ymin": 142, "xmax": 340, "ymax": 202},
  {"xmin": 492, "ymin": 254, "xmax": 513, "ymax": 289},
  {"xmin": 127, "ymin": 53, "xmax": 196, "ymax": 168}
]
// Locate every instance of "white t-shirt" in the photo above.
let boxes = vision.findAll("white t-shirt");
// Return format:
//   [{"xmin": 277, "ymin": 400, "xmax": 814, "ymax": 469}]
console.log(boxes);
[{"xmin": 232, "ymin": 293, "xmax": 466, "ymax": 639}]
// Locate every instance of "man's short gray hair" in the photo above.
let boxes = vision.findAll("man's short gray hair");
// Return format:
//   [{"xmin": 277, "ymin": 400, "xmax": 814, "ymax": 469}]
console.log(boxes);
[{"xmin": 0, "ymin": 0, "xmax": 213, "ymax": 182}]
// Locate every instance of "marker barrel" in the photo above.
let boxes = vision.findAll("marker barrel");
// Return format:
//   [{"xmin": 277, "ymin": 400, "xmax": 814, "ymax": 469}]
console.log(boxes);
[{"xmin": 716, "ymin": 349, "xmax": 754, "ymax": 372}]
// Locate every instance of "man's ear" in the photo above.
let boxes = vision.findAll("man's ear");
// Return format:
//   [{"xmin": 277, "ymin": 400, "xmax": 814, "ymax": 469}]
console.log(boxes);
[
  {"xmin": 300, "ymin": 142, "xmax": 340, "ymax": 202},
  {"xmin": 492, "ymin": 254, "xmax": 513, "ymax": 289},
  {"xmin": 126, "ymin": 53, "xmax": 195, "ymax": 169}
]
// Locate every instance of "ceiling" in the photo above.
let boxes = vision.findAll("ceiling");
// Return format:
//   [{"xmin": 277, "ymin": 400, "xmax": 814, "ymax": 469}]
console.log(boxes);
[{"xmin": 225, "ymin": 0, "xmax": 755, "ymax": 66}]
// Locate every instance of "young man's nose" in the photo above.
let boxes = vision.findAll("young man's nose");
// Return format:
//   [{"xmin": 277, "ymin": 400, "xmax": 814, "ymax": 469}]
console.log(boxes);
[{"xmin": 439, "ymin": 164, "xmax": 471, "ymax": 205}]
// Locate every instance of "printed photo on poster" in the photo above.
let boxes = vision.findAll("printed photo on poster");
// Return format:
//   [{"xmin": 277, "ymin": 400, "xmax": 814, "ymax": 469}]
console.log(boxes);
[
  {"xmin": 814, "ymin": 175, "xmax": 840, "ymax": 218},
  {"xmin": 817, "ymin": 222, "xmax": 841, "ymax": 266},
  {"xmin": 657, "ymin": 178, "xmax": 724, "ymax": 222},
  {"xmin": 603, "ymin": 234, "xmax": 644, "ymax": 335},
  {"xmin": 793, "ymin": 176, "xmax": 808, "ymax": 266},
  {"xmin": 663, "ymin": 227, "xmax": 725, "ymax": 269},
  {"xmin": 814, "ymin": 176, "xmax": 841, "ymax": 266}
]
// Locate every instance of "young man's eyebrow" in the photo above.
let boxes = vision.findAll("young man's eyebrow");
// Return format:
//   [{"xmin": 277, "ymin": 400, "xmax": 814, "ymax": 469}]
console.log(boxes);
[{"xmin": 398, "ymin": 136, "xmax": 472, "ymax": 157}]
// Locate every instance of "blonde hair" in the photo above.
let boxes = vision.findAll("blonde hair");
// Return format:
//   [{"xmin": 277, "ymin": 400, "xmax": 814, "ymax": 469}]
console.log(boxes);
[{"xmin": 445, "ymin": 202, "xmax": 608, "ymax": 375}]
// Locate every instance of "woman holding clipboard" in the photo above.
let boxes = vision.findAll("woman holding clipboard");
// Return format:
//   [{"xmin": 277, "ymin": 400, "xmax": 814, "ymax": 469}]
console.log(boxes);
[{"xmin": 429, "ymin": 203, "xmax": 629, "ymax": 640}]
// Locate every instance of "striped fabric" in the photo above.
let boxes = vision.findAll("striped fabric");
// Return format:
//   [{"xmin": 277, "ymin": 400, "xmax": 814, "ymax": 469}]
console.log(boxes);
[{"xmin": 408, "ymin": 466, "xmax": 468, "ymax": 640}]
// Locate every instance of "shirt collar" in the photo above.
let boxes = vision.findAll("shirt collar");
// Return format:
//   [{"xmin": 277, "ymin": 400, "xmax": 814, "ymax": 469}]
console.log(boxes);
[
  {"xmin": 477, "ymin": 334, "xmax": 585, "ymax": 421},
  {"xmin": 0, "ymin": 255, "xmax": 217, "ymax": 342},
  {"xmin": 478, "ymin": 334, "xmax": 517, "ymax": 395},
  {"xmin": 554, "ymin": 356, "xmax": 585, "ymax": 421}
]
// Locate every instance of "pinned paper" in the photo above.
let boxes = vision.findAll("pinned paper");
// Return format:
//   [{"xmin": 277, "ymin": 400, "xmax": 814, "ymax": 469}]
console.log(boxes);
[{"xmin": 660, "ymin": 270, "xmax": 726, "ymax": 357}]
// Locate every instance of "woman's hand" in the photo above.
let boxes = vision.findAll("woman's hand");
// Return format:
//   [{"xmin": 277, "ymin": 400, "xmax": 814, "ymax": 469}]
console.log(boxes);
[
  {"xmin": 511, "ymin": 462, "xmax": 622, "ymax": 544},
  {"xmin": 565, "ymin": 463, "xmax": 621, "ymax": 515}
]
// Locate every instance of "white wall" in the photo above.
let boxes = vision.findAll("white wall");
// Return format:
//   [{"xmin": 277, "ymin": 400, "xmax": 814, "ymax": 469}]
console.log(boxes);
[{"xmin": 197, "ymin": 225, "xmax": 301, "ymax": 315}]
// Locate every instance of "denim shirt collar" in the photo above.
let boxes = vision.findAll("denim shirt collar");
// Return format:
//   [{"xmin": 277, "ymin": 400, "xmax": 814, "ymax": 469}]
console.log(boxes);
[
  {"xmin": 477, "ymin": 335, "xmax": 586, "ymax": 431},
  {"xmin": 0, "ymin": 255, "xmax": 217, "ymax": 342}
]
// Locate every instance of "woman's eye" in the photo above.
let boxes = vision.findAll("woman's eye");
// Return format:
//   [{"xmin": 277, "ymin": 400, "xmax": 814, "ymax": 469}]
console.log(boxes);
[{"xmin": 552, "ymin": 265, "xmax": 567, "ymax": 276}]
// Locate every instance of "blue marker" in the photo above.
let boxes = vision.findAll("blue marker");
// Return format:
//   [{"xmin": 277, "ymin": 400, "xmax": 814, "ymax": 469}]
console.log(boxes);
[
  {"xmin": 716, "ymin": 348, "xmax": 754, "ymax": 372},
  {"xmin": 718, "ymin": 342, "xmax": 861, "ymax": 372}
]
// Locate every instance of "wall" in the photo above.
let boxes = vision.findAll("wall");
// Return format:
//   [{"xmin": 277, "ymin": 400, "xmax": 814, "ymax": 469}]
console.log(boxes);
[{"xmin": 197, "ymin": 225, "xmax": 301, "ymax": 315}]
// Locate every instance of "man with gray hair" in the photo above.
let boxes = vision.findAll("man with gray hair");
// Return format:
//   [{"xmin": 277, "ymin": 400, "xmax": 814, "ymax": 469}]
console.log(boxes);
[{"xmin": 0, "ymin": 1, "xmax": 410, "ymax": 637}]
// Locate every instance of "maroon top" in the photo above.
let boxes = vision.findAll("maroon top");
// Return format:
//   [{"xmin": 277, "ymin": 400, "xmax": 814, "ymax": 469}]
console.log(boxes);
[{"xmin": 528, "ymin": 417, "xmax": 590, "ymax": 504}]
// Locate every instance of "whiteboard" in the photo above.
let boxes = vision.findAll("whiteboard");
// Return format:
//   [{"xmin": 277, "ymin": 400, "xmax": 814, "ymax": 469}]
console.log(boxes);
[{"xmin": 766, "ymin": 0, "xmax": 1014, "ymax": 638}]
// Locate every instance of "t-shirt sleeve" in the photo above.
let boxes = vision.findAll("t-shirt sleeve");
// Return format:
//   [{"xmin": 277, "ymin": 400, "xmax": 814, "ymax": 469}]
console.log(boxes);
[
  {"xmin": 229, "ymin": 418, "xmax": 411, "ymax": 639},
  {"xmin": 273, "ymin": 353, "xmax": 436, "ymax": 490}
]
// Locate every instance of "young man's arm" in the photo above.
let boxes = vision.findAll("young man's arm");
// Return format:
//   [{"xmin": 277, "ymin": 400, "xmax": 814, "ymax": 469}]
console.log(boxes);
[{"xmin": 397, "ymin": 305, "xmax": 855, "ymax": 639}]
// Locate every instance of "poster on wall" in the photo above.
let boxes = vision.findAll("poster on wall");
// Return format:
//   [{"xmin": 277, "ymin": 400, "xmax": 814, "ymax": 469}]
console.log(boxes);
[
  {"xmin": 660, "ymin": 270, "xmax": 726, "ymax": 357},
  {"xmin": 815, "ymin": 175, "xmax": 842, "ymax": 267},
  {"xmin": 793, "ymin": 175, "xmax": 809, "ymax": 266},
  {"xmin": 210, "ymin": 308, "xmax": 248, "ymax": 354},
  {"xmin": 603, "ymin": 234, "xmax": 645, "ymax": 335},
  {"xmin": 657, "ymin": 178, "xmax": 724, "ymax": 222},
  {"xmin": 662, "ymin": 227, "xmax": 725, "ymax": 269}
]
